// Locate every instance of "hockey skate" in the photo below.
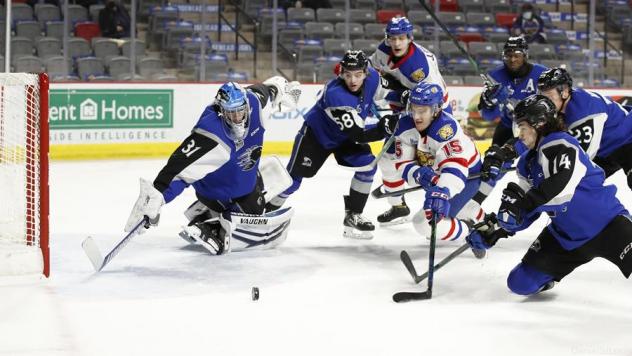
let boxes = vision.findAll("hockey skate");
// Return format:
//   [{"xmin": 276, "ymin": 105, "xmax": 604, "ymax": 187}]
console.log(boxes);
[
  {"xmin": 377, "ymin": 201, "xmax": 411, "ymax": 227},
  {"xmin": 179, "ymin": 220, "xmax": 230, "ymax": 255},
  {"xmin": 343, "ymin": 211, "xmax": 375, "ymax": 239}
]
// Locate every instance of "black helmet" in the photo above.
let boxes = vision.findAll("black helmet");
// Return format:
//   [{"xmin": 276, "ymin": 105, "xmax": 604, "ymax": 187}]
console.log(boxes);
[
  {"xmin": 503, "ymin": 36, "xmax": 528, "ymax": 57},
  {"xmin": 514, "ymin": 94, "xmax": 562, "ymax": 136},
  {"xmin": 537, "ymin": 67, "xmax": 573, "ymax": 92},
  {"xmin": 340, "ymin": 50, "xmax": 368, "ymax": 72}
]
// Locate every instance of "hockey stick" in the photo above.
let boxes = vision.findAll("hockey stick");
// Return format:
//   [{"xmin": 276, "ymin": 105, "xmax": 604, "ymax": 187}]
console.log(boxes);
[
  {"xmin": 372, "ymin": 166, "xmax": 517, "ymax": 199},
  {"xmin": 396, "ymin": 218, "xmax": 490, "ymax": 286},
  {"xmin": 341, "ymin": 103, "xmax": 397, "ymax": 172},
  {"xmin": 393, "ymin": 215, "xmax": 438, "ymax": 302},
  {"xmin": 82, "ymin": 217, "xmax": 150, "ymax": 272}
]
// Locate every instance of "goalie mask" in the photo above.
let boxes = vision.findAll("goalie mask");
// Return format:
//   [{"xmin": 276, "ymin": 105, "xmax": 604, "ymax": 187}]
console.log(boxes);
[{"xmin": 216, "ymin": 82, "xmax": 250, "ymax": 142}]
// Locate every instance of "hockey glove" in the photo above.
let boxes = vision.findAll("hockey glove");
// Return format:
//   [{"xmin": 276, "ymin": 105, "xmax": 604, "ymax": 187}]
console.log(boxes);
[
  {"xmin": 412, "ymin": 165, "xmax": 438, "ymax": 190},
  {"xmin": 481, "ymin": 141, "xmax": 518, "ymax": 181},
  {"xmin": 377, "ymin": 113, "xmax": 400, "ymax": 136},
  {"xmin": 423, "ymin": 186, "xmax": 451, "ymax": 221},
  {"xmin": 400, "ymin": 89, "xmax": 411, "ymax": 107},
  {"xmin": 125, "ymin": 178, "xmax": 165, "ymax": 233},
  {"xmin": 263, "ymin": 76, "xmax": 301, "ymax": 112},
  {"xmin": 497, "ymin": 182, "xmax": 528, "ymax": 232},
  {"xmin": 466, "ymin": 213, "xmax": 510, "ymax": 250},
  {"xmin": 480, "ymin": 83, "xmax": 510, "ymax": 109}
]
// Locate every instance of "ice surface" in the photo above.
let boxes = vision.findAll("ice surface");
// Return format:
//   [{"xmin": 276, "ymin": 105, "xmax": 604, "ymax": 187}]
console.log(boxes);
[{"xmin": 1, "ymin": 158, "xmax": 631, "ymax": 356}]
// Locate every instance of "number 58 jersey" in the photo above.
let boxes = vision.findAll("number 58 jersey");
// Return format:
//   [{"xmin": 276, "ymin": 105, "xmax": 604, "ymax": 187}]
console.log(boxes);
[{"xmin": 394, "ymin": 111, "xmax": 481, "ymax": 198}]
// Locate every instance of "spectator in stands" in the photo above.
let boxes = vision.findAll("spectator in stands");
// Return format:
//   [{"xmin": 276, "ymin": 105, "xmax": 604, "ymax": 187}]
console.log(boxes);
[
  {"xmin": 512, "ymin": 3, "xmax": 547, "ymax": 44},
  {"xmin": 99, "ymin": 0, "xmax": 131, "ymax": 39}
]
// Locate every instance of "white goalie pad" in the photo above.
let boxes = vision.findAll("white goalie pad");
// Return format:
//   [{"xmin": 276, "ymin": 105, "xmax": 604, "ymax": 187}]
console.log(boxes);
[
  {"xmin": 259, "ymin": 155, "xmax": 293, "ymax": 203},
  {"xmin": 220, "ymin": 207, "xmax": 294, "ymax": 252}
]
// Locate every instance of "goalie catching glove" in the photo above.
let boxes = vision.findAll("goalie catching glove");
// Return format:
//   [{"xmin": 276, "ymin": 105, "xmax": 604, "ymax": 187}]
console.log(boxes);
[
  {"xmin": 124, "ymin": 178, "xmax": 165, "ymax": 233},
  {"xmin": 262, "ymin": 76, "xmax": 302, "ymax": 112}
]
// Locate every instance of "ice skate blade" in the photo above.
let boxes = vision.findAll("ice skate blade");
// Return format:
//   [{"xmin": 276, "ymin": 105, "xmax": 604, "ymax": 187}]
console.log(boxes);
[
  {"xmin": 378, "ymin": 216, "xmax": 411, "ymax": 227},
  {"xmin": 343, "ymin": 226, "xmax": 374, "ymax": 240},
  {"xmin": 182, "ymin": 226, "xmax": 221, "ymax": 255},
  {"xmin": 178, "ymin": 228, "xmax": 197, "ymax": 244}
]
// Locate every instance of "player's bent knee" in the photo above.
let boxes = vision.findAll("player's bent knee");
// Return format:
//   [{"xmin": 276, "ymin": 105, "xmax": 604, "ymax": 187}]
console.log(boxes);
[{"xmin": 507, "ymin": 263, "xmax": 554, "ymax": 296}]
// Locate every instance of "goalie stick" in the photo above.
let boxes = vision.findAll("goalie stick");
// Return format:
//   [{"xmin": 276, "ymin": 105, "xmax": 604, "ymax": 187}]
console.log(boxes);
[
  {"xmin": 82, "ymin": 217, "xmax": 150, "ymax": 272},
  {"xmin": 372, "ymin": 167, "xmax": 517, "ymax": 199}
]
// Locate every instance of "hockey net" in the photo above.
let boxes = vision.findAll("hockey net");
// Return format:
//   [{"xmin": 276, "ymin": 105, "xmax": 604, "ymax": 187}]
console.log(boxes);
[{"xmin": 0, "ymin": 73, "xmax": 49, "ymax": 277}]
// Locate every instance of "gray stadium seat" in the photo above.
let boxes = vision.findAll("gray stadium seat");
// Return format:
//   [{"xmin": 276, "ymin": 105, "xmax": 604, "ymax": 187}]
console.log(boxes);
[
  {"xmin": 529, "ymin": 43, "xmax": 557, "ymax": 60},
  {"xmin": 11, "ymin": 3, "xmax": 34, "ymax": 23},
  {"xmin": 107, "ymin": 56, "xmax": 132, "ymax": 79},
  {"xmin": 352, "ymin": 39, "xmax": 379, "ymax": 56},
  {"xmin": 407, "ymin": 10, "xmax": 435, "ymax": 27},
  {"xmin": 296, "ymin": 62, "xmax": 316, "ymax": 83},
  {"xmin": 35, "ymin": 4, "xmax": 61, "ymax": 28},
  {"xmin": 380, "ymin": 0, "xmax": 404, "ymax": 10},
  {"xmin": 484, "ymin": 0, "xmax": 512, "ymax": 13},
  {"xmin": 438, "ymin": 12, "xmax": 466, "ymax": 27},
  {"xmin": 64, "ymin": 4, "xmax": 89, "ymax": 24},
  {"xmin": 547, "ymin": 31, "xmax": 569, "ymax": 45},
  {"xmin": 316, "ymin": 8, "xmax": 345, "ymax": 24},
  {"xmin": 419, "ymin": 41, "xmax": 439, "ymax": 54},
  {"xmin": 304, "ymin": 22, "xmax": 335, "ymax": 40},
  {"xmin": 355, "ymin": 0, "xmax": 376, "ymax": 9},
  {"xmin": 349, "ymin": 9, "xmax": 376, "ymax": 24},
  {"xmin": 14, "ymin": 55, "xmax": 44, "ymax": 73},
  {"xmin": 323, "ymin": 38, "xmax": 349, "ymax": 57},
  {"xmin": 469, "ymin": 42, "xmax": 498, "ymax": 59},
  {"xmin": 278, "ymin": 27, "xmax": 304, "ymax": 49},
  {"xmin": 36, "ymin": 37, "xmax": 61, "ymax": 59},
  {"xmin": 364, "ymin": 23, "xmax": 386, "ymax": 40},
  {"xmin": 93, "ymin": 39, "xmax": 120, "ymax": 61},
  {"xmin": 77, "ymin": 57, "xmax": 105, "ymax": 79},
  {"xmin": 297, "ymin": 44, "xmax": 323, "ymax": 65},
  {"xmin": 45, "ymin": 56, "xmax": 71, "ymax": 77},
  {"xmin": 67, "ymin": 37, "xmax": 92, "ymax": 58},
  {"xmin": 89, "ymin": 4, "xmax": 105, "ymax": 21},
  {"xmin": 440, "ymin": 40, "xmax": 468, "ymax": 58},
  {"xmin": 16, "ymin": 21, "xmax": 42, "ymax": 42},
  {"xmin": 122, "ymin": 39, "xmax": 146, "ymax": 57},
  {"xmin": 466, "ymin": 13, "xmax": 495, "ymax": 28},
  {"xmin": 485, "ymin": 32, "xmax": 510, "ymax": 44},
  {"xmin": 460, "ymin": 0, "xmax": 486, "ymax": 12},
  {"xmin": 287, "ymin": 8, "xmax": 315, "ymax": 23},
  {"xmin": 334, "ymin": 22, "xmax": 364, "ymax": 40},
  {"xmin": 404, "ymin": 0, "xmax": 424, "ymax": 11},
  {"xmin": 46, "ymin": 21, "xmax": 65, "ymax": 39},
  {"xmin": 137, "ymin": 57, "xmax": 165, "ymax": 77},
  {"xmin": 10, "ymin": 37, "xmax": 35, "ymax": 60}
]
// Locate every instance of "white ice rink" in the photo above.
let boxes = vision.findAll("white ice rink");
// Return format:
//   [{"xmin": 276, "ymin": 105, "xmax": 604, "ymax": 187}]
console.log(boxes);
[{"xmin": 2, "ymin": 157, "xmax": 632, "ymax": 356}]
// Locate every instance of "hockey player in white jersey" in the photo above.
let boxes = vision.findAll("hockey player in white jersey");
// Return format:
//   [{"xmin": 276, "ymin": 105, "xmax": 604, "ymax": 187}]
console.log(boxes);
[
  {"xmin": 124, "ymin": 78, "xmax": 301, "ymax": 255},
  {"xmin": 392, "ymin": 82, "xmax": 485, "ymax": 255},
  {"xmin": 368, "ymin": 16, "xmax": 450, "ymax": 225}
]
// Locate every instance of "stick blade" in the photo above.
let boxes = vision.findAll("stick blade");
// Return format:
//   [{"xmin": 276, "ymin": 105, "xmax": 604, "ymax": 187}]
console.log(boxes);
[
  {"xmin": 400, "ymin": 250, "xmax": 421, "ymax": 284},
  {"xmin": 392, "ymin": 291, "xmax": 432, "ymax": 303},
  {"xmin": 82, "ymin": 236, "xmax": 105, "ymax": 272}
]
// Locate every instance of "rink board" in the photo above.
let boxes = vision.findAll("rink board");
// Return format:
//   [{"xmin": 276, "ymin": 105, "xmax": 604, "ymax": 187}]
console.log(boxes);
[{"xmin": 47, "ymin": 83, "xmax": 632, "ymax": 160}]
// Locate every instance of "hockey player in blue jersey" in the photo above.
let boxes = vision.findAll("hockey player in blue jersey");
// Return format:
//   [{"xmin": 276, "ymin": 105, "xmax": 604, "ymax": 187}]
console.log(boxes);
[
  {"xmin": 266, "ymin": 50, "xmax": 397, "ymax": 239},
  {"xmin": 466, "ymin": 95, "xmax": 632, "ymax": 295},
  {"xmin": 537, "ymin": 67, "xmax": 632, "ymax": 190},
  {"xmin": 477, "ymin": 36, "xmax": 548, "ymax": 181},
  {"xmin": 124, "ymin": 78, "xmax": 301, "ymax": 255},
  {"xmin": 369, "ymin": 16, "xmax": 451, "ymax": 225}
]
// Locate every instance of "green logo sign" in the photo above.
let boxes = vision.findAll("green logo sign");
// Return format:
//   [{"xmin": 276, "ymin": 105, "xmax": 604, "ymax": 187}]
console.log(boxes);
[{"xmin": 49, "ymin": 89, "xmax": 174, "ymax": 129}]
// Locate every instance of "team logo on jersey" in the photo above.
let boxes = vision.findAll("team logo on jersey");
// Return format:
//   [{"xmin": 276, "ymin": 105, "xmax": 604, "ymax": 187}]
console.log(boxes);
[
  {"xmin": 438, "ymin": 124, "xmax": 455, "ymax": 140},
  {"xmin": 237, "ymin": 145, "xmax": 262, "ymax": 171},
  {"xmin": 411, "ymin": 69, "xmax": 426, "ymax": 82},
  {"xmin": 416, "ymin": 150, "xmax": 435, "ymax": 166}
]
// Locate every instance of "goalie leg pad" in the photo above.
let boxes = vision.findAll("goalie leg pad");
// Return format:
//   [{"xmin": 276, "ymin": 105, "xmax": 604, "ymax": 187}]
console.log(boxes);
[
  {"xmin": 259, "ymin": 155, "xmax": 293, "ymax": 203},
  {"xmin": 221, "ymin": 207, "xmax": 294, "ymax": 252}
]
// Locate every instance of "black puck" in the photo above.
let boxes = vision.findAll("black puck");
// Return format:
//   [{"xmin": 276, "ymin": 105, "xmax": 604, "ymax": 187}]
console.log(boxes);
[{"xmin": 252, "ymin": 287, "xmax": 259, "ymax": 301}]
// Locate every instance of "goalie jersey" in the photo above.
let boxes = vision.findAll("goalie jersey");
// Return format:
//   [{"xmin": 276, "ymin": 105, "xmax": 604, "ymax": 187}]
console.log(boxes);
[
  {"xmin": 514, "ymin": 132, "xmax": 627, "ymax": 250},
  {"xmin": 152, "ymin": 87, "xmax": 273, "ymax": 203},
  {"xmin": 394, "ymin": 111, "xmax": 481, "ymax": 198},
  {"xmin": 304, "ymin": 67, "xmax": 388, "ymax": 149},
  {"xmin": 562, "ymin": 87, "xmax": 632, "ymax": 159}
]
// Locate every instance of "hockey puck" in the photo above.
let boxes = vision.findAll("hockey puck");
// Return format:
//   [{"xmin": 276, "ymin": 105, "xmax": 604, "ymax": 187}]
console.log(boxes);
[{"xmin": 252, "ymin": 287, "xmax": 259, "ymax": 301}]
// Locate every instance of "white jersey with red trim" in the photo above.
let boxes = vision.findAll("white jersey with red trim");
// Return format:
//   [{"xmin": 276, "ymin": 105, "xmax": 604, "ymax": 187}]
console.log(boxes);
[{"xmin": 393, "ymin": 111, "xmax": 481, "ymax": 198}]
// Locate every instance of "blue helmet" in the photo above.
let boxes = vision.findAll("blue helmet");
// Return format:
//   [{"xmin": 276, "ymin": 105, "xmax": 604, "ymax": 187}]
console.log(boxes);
[
  {"xmin": 385, "ymin": 16, "xmax": 413, "ymax": 38},
  {"xmin": 216, "ymin": 82, "xmax": 249, "ymax": 140},
  {"xmin": 409, "ymin": 82, "xmax": 444, "ymax": 106}
]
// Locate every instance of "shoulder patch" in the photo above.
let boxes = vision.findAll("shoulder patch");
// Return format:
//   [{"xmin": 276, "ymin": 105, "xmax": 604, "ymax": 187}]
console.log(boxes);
[
  {"xmin": 410, "ymin": 68, "xmax": 426, "ymax": 82},
  {"xmin": 438, "ymin": 123, "xmax": 455, "ymax": 140}
]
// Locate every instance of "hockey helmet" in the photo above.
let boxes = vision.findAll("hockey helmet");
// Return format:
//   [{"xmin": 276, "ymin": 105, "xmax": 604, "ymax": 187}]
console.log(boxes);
[
  {"xmin": 216, "ymin": 82, "xmax": 249, "ymax": 140},
  {"xmin": 514, "ymin": 94, "xmax": 562, "ymax": 136},
  {"xmin": 339, "ymin": 50, "xmax": 368, "ymax": 72},
  {"xmin": 408, "ymin": 82, "xmax": 444, "ymax": 115},
  {"xmin": 537, "ymin": 67, "xmax": 573, "ymax": 93},
  {"xmin": 503, "ymin": 36, "xmax": 529, "ymax": 58},
  {"xmin": 385, "ymin": 16, "xmax": 414, "ymax": 38}
]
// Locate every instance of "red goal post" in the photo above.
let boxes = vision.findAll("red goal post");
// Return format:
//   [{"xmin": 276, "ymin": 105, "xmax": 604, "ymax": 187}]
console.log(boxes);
[{"xmin": 0, "ymin": 73, "xmax": 49, "ymax": 277}]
